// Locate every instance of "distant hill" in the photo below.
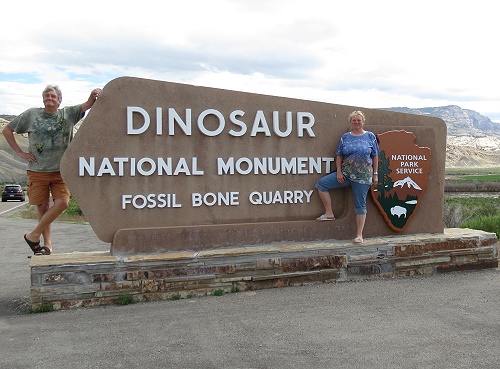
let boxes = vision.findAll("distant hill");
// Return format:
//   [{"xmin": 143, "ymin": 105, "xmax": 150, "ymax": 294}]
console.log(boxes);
[
  {"xmin": 381, "ymin": 105, "xmax": 500, "ymax": 137},
  {"xmin": 0, "ymin": 115, "xmax": 17, "ymax": 122},
  {"xmin": 0, "ymin": 117, "xmax": 29, "ymax": 183}
]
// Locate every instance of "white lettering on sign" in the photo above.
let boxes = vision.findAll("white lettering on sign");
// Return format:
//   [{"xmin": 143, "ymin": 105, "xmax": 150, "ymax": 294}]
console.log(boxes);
[
  {"xmin": 122, "ymin": 193, "xmax": 182, "ymax": 209},
  {"xmin": 189, "ymin": 190, "xmax": 314, "ymax": 207},
  {"xmin": 78, "ymin": 156, "xmax": 335, "ymax": 177},
  {"xmin": 248, "ymin": 190, "xmax": 314, "ymax": 205},
  {"xmin": 79, "ymin": 157, "xmax": 204, "ymax": 176},
  {"xmin": 126, "ymin": 107, "xmax": 315, "ymax": 137},
  {"xmin": 217, "ymin": 157, "xmax": 335, "ymax": 175},
  {"xmin": 391, "ymin": 154, "xmax": 427, "ymax": 175},
  {"xmin": 192, "ymin": 192, "xmax": 240, "ymax": 207},
  {"xmin": 391, "ymin": 155, "xmax": 427, "ymax": 161},
  {"xmin": 396, "ymin": 168, "xmax": 423, "ymax": 174}
]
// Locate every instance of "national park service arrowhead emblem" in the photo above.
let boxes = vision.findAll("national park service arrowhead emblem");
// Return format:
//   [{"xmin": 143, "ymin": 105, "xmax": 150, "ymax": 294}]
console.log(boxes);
[{"xmin": 370, "ymin": 130, "xmax": 431, "ymax": 232}]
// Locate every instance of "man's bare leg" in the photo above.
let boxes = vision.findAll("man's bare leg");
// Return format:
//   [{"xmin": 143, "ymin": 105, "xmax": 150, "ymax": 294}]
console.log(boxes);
[
  {"xmin": 25, "ymin": 198, "xmax": 69, "ymax": 251},
  {"xmin": 37, "ymin": 202, "xmax": 52, "ymax": 252}
]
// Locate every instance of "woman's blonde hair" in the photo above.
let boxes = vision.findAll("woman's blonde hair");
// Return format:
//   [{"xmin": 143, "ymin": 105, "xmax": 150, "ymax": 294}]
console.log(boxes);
[{"xmin": 348, "ymin": 110, "xmax": 365, "ymax": 122}]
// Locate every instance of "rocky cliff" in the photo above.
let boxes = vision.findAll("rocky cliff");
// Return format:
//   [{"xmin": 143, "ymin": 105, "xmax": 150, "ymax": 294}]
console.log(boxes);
[{"xmin": 383, "ymin": 105, "xmax": 500, "ymax": 137}]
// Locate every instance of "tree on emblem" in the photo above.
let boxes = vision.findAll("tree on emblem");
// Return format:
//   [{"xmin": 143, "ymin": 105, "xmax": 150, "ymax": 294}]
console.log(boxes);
[{"xmin": 375, "ymin": 150, "xmax": 393, "ymax": 197}]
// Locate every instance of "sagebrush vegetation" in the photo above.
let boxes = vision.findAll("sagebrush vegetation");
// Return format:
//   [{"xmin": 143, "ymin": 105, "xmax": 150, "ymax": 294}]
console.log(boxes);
[
  {"xmin": 443, "ymin": 168, "xmax": 500, "ymax": 238},
  {"xmin": 443, "ymin": 196, "xmax": 500, "ymax": 238}
]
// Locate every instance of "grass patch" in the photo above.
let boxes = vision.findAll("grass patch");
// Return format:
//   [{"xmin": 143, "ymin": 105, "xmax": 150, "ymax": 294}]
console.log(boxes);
[
  {"xmin": 445, "ymin": 167, "xmax": 500, "ymax": 191},
  {"xmin": 27, "ymin": 303, "xmax": 54, "ymax": 314},
  {"xmin": 445, "ymin": 168, "xmax": 500, "ymax": 182},
  {"xmin": 456, "ymin": 174, "xmax": 500, "ymax": 181},
  {"xmin": 13, "ymin": 196, "xmax": 87, "ymax": 223},
  {"xmin": 444, "ymin": 197, "xmax": 500, "ymax": 221},
  {"xmin": 446, "ymin": 167, "xmax": 500, "ymax": 176},
  {"xmin": 213, "ymin": 289, "xmax": 225, "ymax": 296},
  {"xmin": 116, "ymin": 294, "xmax": 135, "ymax": 305}
]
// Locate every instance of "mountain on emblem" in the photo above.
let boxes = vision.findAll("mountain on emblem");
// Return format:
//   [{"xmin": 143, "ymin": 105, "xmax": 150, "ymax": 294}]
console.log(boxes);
[
  {"xmin": 394, "ymin": 176, "xmax": 422, "ymax": 190},
  {"xmin": 370, "ymin": 130, "xmax": 431, "ymax": 232}
]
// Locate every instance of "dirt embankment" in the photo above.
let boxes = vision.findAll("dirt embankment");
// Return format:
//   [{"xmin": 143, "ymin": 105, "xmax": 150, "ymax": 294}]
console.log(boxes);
[{"xmin": 445, "ymin": 181, "xmax": 500, "ymax": 192}]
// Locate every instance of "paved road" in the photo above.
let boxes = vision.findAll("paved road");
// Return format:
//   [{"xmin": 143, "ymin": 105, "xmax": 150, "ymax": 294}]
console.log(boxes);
[
  {"xmin": 0, "ymin": 198, "xmax": 28, "ymax": 216},
  {"xmin": 1, "ymin": 214, "xmax": 499, "ymax": 369}
]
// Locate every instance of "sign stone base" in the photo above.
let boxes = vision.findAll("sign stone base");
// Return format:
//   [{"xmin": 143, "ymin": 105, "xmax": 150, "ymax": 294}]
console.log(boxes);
[
  {"xmin": 30, "ymin": 229, "xmax": 498, "ymax": 311},
  {"xmin": 111, "ymin": 219, "xmax": 358, "ymax": 255}
]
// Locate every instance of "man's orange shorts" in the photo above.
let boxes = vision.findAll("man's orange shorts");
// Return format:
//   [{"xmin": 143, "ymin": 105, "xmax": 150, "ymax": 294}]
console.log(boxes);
[{"xmin": 26, "ymin": 171, "xmax": 71, "ymax": 205}]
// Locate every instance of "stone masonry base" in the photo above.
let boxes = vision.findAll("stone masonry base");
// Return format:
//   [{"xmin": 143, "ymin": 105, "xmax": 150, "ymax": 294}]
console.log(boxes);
[{"xmin": 30, "ymin": 228, "xmax": 499, "ymax": 310}]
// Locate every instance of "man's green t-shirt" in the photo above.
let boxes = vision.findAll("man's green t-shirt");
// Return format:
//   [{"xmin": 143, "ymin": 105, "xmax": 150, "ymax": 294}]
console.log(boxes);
[{"xmin": 9, "ymin": 105, "xmax": 83, "ymax": 172}]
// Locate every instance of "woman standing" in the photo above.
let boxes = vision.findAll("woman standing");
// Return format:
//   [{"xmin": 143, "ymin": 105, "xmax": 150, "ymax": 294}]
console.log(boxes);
[{"xmin": 314, "ymin": 111, "xmax": 379, "ymax": 243}]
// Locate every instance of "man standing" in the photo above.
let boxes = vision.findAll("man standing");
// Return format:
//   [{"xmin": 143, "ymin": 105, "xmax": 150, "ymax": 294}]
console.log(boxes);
[{"xmin": 2, "ymin": 84, "xmax": 102, "ymax": 255}]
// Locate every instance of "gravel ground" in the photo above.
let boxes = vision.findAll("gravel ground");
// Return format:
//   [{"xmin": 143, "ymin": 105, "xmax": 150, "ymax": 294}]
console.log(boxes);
[{"xmin": 1, "ymin": 215, "xmax": 499, "ymax": 369}]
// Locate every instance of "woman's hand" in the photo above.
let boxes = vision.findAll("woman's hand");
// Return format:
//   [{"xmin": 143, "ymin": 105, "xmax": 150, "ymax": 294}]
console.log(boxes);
[{"xmin": 337, "ymin": 172, "xmax": 345, "ymax": 183}]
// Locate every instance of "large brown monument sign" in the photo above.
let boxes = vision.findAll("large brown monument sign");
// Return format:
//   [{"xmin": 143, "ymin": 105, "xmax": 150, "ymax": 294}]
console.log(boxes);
[{"xmin": 60, "ymin": 77, "xmax": 447, "ymax": 254}]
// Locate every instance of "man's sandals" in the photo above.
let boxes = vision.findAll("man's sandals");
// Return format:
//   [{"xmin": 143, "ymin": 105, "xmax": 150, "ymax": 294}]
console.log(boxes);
[{"xmin": 24, "ymin": 234, "xmax": 51, "ymax": 255}]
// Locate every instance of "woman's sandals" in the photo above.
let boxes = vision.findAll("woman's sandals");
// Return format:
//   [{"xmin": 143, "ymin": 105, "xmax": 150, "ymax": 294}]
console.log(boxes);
[{"xmin": 316, "ymin": 214, "xmax": 336, "ymax": 221}]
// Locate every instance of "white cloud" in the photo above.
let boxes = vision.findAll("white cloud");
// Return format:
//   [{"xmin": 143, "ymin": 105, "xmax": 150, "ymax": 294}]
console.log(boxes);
[{"xmin": 1, "ymin": 0, "xmax": 499, "ymax": 122}]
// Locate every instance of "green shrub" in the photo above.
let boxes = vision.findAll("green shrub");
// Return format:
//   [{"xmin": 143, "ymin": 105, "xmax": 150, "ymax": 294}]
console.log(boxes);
[
  {"xmin": 213, "ymin": 289, "xmax": 225, "ymax": 296},
  {"xmin": 231, "ymin": 286, "xmax": 241, "ymax": 293},
  {"xmin": 444, "ymin": 196, "xmax": 500, "ymax": 238},
  {"xmin": 444, "ymin": 197, "xmax": 500, "ymax": 225},
  {"xmin": 27, "ymin": 303, "xmax": 54, "ymax": 314},
  {"xmin": 63, "ymin": 196, "xmax": 83, "ymax": 217},
  {"xmin": 116, "ymin": 294, "xmax": 135, "ymax": 305},
  {"xmin": 476, "ymin": 203, "xmax": 499, "ymax": 217},
  {"xmin": 461, "ymin": 215, "xmax": 500, "ymax": 239}
]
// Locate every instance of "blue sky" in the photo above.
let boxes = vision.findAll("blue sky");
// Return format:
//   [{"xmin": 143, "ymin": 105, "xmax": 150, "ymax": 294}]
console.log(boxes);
[{"xmin": 1, "ymin": 0, "xmax": 499, "ymax": 122}]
